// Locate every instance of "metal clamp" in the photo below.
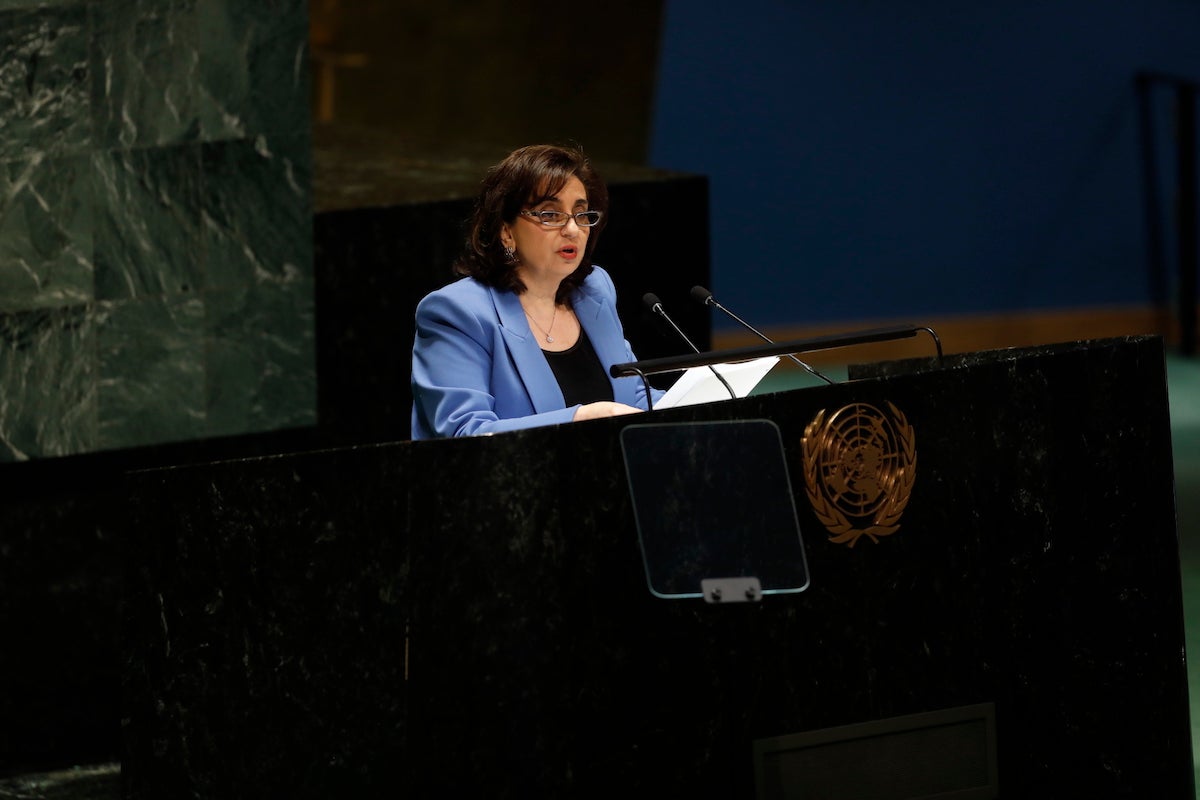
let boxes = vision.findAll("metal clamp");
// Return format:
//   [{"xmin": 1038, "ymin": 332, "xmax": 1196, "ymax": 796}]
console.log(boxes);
[{"xmin": 701, "ymin": 577, "xmax": 763, "ymax": 604}]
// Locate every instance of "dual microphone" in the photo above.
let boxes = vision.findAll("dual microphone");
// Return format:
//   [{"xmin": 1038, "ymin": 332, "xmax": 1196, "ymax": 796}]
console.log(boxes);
[
  {"xmin": 643, "ymin": 287, "xmax": 834, "ymax": 385},
  {"xmin": 643, "ymin": 291, "xmax": 737, "ymax": 399}
]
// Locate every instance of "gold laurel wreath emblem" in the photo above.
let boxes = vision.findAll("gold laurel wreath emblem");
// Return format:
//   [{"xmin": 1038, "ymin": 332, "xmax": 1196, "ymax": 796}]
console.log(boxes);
[{"xmin": 802, "ymin": 401, "xmax": 917, "ymax": 547}]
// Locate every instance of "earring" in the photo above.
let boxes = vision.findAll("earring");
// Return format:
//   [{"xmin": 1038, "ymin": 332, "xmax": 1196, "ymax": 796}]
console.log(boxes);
[{"xmin": 503, "ymin": 245, "xmax": 518, "ymax": 264}]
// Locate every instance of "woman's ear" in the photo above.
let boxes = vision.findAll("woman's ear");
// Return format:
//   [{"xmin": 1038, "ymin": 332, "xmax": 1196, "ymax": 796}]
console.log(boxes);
[{"xmin": 499, "ymin": 224, "xmax": 514, "ymax": 250}]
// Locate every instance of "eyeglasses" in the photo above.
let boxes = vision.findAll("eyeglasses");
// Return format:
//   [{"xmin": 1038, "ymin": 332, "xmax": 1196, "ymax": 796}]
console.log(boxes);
[{"xmin": 519, "ymin": 209, "xmax": 602, "ymax": 228}]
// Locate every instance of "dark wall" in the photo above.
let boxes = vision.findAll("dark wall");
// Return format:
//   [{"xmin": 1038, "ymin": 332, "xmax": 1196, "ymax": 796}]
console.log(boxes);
[
  {"xmin": 310, "ymin": 0, "xmax": 664, "ymax": 164},
  {"xmin": 649, "ymin": 0, "xmax": 1200, "ymax": 331}
]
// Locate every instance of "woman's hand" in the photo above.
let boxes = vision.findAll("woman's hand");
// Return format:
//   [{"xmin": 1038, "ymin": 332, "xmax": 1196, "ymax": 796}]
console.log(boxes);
[{"xmin": 573, "ymin": 401, "xmax": 643, "ymax": 422}]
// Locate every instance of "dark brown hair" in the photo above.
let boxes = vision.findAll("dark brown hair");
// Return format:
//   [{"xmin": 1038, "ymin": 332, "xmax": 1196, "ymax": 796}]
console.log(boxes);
[{"xmin": 453, "ymin": 144, "xmax": 609, "ymax": 303}]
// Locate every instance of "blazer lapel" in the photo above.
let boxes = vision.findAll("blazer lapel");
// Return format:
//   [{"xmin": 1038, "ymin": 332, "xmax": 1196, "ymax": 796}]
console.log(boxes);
[
  {"xmin": 492, "ymin": 287, "xmax": 565, "ymax": 413},
  {"xmin": 574, "ymin": 286, "xmax": 632, "ymax": 397}
]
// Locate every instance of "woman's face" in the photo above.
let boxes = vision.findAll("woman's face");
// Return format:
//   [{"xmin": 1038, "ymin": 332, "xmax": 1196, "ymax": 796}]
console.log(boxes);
[{"xmin": 501, "ymin": 175, "xmax": 591, "ymax": 289}]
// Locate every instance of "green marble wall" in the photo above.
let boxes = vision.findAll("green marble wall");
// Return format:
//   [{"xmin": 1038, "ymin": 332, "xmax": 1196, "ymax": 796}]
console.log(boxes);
[{"xmin": 0, "ymin": 0, "xmax": 314, "ymax": 460}]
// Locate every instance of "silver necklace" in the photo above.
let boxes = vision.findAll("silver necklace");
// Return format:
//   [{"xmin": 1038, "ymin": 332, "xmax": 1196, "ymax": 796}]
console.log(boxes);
[{"xmin": 523, "ymin": 304, "xmax": 558, "ymax": 343}]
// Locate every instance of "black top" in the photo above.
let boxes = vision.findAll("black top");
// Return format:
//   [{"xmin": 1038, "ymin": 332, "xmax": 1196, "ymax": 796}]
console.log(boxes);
[{"xmin": 543, "ymin": 328, "xmax": 614, "ymax": 406}]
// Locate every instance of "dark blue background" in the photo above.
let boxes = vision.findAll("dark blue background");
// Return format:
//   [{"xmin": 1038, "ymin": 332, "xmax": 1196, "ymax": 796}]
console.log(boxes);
[{"xmin": 649, "ymin": 1, "xmax": 1200, "ymax": 330}]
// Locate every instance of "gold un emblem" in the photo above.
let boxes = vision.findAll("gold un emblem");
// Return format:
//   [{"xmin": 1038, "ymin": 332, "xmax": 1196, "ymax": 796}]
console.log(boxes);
[{"xmin": 802, "ymin": 401, "xmax": 917, "ymax": 547}]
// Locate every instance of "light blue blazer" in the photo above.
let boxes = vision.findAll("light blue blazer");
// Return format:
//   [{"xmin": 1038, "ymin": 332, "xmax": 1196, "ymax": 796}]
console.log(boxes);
[{"xmin": 411, "ymin": 266, "xmax": 662, "ymax": 439}]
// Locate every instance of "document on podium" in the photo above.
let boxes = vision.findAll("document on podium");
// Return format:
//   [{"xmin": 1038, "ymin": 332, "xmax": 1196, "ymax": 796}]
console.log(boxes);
[{"xmin": 654, "ymin": 356, "xmax": 780, "ymax": 409}]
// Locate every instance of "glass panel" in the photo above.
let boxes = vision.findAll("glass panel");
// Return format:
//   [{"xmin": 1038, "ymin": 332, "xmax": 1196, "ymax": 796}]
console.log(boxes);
[{"xmin": 620, "ymin": 419, "xmax": 810, "ymax": 599}]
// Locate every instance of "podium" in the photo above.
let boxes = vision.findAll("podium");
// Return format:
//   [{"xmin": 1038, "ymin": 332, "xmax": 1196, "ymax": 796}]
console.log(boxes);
[{"xmin": 121, "ymin": 335, "xmax": 1193, "ymax": 798}]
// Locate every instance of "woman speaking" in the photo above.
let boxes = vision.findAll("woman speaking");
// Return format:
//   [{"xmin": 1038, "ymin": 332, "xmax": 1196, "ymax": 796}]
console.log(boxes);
[{"xmin": 410, "ymin": 144, "xmax": 662, "ymax": 439}]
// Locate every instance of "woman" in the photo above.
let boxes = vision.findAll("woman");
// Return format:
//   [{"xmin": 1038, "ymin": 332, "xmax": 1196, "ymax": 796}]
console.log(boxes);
[{"xmin": 410, "ymin": 144, "xmax": 662, "ymax": 440}]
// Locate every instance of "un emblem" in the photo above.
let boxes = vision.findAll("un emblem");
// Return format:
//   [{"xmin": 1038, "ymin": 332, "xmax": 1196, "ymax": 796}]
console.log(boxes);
[{"xmin": 802, "ymin": 401, "xmax": 917, "ymax": 547}]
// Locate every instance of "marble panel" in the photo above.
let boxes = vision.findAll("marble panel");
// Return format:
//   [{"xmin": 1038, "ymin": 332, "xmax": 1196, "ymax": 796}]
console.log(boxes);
[
  {"xmin": 95, "ymin": 294, "xmax": 205, "ymax": 450},
  {"xmin": 0, "ymin": 304, "xmax": 96, "ymax": 461},
  {"xmin": 195, "ymin": 0, "xmax": 309, "ymax": 140},
  {"xmin": 0, "ymin": 421, "xmax": 326, "ymax": 772},
  {"xmin": 122, "ymin": 445, "xmax": 411, "ymax": 799},
  {"xmin": 204, "ymin": 279, "xmax": 316, "ymax": 439},
  {"xmin": 0, "ymin": 0, "xmax": 80, "ymax": 9},
  {"xmin": 200, "ymin": 133, "xmax": 312, "ymax": 290},
  {"xmin": 92, "ymin": 143, "xmax": 203, "ymax": 300},
  {"xmin": 0, "ymin": 456, "xmax": 124, "ymax": 771},
  {"xmin": 0, "ymin": 766, "xmax": 119, "ymax": 798},
  {"xmin": 0, "ymin": 2, "xmax": 91, "ymax": 162},
  {"xmin": 0, "ymin": 0, "xmax": 314, "ymax": 460},
  {"xmin": 0, "ymin": 153, "xmax": 93, "ymax": 312},
  {"xmin": 89, "ymin": 0, "xmax": 202, "ymax": 149}
]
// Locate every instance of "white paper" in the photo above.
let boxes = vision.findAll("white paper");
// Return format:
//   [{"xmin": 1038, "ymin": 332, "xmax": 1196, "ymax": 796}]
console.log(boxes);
[{"xmin": 654, "ymin": 356, "xmax": 780, "ymax": 409}]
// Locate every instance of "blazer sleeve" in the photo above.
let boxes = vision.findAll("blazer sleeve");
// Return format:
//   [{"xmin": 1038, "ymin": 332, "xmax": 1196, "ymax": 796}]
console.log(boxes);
[
  {"xmin": 410, "ymin": 289, "xmax": 577, "ymax": 439},
  {"xmin": 587, "ymin": 267, "xmax": 666, "ymax": 411}
]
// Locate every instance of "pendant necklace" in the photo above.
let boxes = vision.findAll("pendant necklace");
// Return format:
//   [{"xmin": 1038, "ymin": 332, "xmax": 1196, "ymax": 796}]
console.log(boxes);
[{"xmin": 523, "ymin": 304, "xmax": 558, "ymax": 343}]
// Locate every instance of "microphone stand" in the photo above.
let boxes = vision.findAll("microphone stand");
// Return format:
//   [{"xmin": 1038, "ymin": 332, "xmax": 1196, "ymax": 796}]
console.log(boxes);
[
  {"xmin": 644, "ymin": 293, "xmax": 737, "ymax": 402},
  {"xmin": 692, "ymin": 286, "xmax": 834, "ymax": 385}
]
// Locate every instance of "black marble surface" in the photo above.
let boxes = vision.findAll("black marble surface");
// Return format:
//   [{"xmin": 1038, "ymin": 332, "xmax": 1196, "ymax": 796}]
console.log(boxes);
[
  {"xmin": 122, "ymin": 445, "xmax": 412, "ymax": 799},
  {"xmin": 0, "ymin": 463, "xmax": 124, "ymax": 776},
  {"xmin": 117, "ymin": 335, "xmax": 1191, "ymax": 797},
  {"xmin": 0, "ymin": 426, "xmax": 325, "ymax": 779},
  {"xmin": 0, "ymin": 764, "xmax": 119, "ymax": 800}
]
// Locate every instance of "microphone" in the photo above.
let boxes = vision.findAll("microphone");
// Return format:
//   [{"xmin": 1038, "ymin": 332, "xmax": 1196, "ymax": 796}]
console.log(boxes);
[
  {"xmin": 644, "ymin": 293, "xmax": 703, "ymax": 352},
  {"xmin": 690, "ymin": 286, "xmax": 834, "ymax": 385},
  {"xmin": 643, "ymin": 293, "xmax": 737, "ymax": 400}
]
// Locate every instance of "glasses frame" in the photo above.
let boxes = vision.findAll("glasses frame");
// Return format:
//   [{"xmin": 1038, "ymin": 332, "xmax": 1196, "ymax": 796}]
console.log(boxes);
[{"xmin": 518, "ymin": 209, "xmax": 603, "ymax": 228}]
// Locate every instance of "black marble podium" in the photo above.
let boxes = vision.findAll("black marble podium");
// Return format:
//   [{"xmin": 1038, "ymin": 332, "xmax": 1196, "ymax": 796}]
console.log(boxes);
[{"xmin": 120, "ymin": 336, "xmax": 1192, "ymax": 798}]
